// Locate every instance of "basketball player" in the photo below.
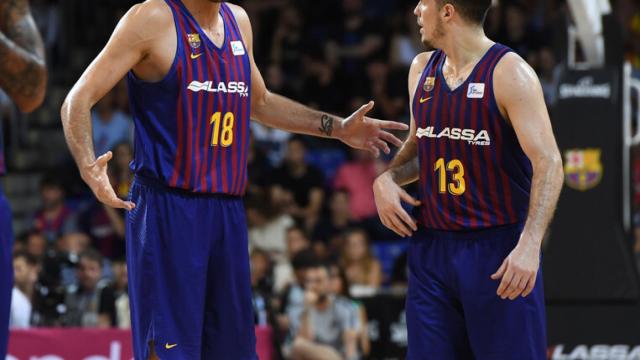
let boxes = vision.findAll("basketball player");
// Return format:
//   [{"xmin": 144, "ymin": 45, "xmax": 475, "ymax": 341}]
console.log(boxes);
[
  {"xmin": 373, "ymin": 0, "xmax": 563, "ymax": 358},
  {"xmin": 60, "ymin": 0, "xmax": 407, "ymax": 358},
  {"xmin": 0, "ymin": 0, "xmax": 46, "ymax": 356}
]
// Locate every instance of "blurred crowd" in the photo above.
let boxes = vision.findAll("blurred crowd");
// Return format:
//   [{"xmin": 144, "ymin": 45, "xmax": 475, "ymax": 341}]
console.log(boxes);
[{"xmin": 5, "ymin": 0, "xmax": 640, "ymax": 359}]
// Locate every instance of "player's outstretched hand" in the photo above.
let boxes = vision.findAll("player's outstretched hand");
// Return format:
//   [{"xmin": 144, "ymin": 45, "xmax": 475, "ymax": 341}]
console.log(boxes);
[
  {"xmin": 373, "ymin": 172, "xmax": 420, "ymax": 237},
  {"xmin": 491, "ymin": 239, "xmax": 540, "ymax": 300},
  {"xmin": 81, "ymin": 151, "xmax": 136, "ymax": 211},
  {"xmin": 338, "ymin": 101, "xmax": 409, "ymax": 157}
]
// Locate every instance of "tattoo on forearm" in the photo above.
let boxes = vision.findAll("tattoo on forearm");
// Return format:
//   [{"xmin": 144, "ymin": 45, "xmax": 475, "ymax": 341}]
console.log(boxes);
[
  {"xmin": 387, "ymin": 138, "xmax": 419, "ymax": 186},
  {"xmin": 0, "ymin": 0, "xmax": 46, "ymax": 102},
  {"xmin": 319, "ymin": 114, "xmax": 334, "ymax": 137}
]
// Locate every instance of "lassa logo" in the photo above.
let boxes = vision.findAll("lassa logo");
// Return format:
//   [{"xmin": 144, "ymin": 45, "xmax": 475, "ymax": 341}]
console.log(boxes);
[
  {"xmin": 187, "ymin": 81, "xmax": 249, "ymax": 97},
  {"xmin": 416, "ymin": 126, "xmax": 491, "ymax": 146},
  {"xmin": 549, "ymin": 344, "xmax": 640, "ymax": 360}
]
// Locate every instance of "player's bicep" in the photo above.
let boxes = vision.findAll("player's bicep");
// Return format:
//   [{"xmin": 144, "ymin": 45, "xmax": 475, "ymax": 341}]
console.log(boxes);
[
  {"xmin": 70, "ymin": 5, "xmax": 150, "ymax": 106},
  {"xmin": 495, "ymin": 55, "xmax": 560, "ymax": 163}
]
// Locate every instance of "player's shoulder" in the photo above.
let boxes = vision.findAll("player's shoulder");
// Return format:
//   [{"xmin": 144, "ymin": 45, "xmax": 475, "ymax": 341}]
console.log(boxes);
[
  {"xmin": 494, "ymin": 51, "xmax": 539, "ymax": 85},
  {"xmin": 410, "ymin": 51, "xmax": 435, "ymax": 73},
  {"xmin": 225, "ymin": 3, "xmax": 250, "ymax": 26},
  {"xmin": 123, "ymin": 0, "xmax": 173, "ymax": 29}
]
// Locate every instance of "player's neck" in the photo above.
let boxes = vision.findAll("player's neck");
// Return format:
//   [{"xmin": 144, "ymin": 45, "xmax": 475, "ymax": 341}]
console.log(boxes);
[
  {"xmin": 181, "ymin": 0, "xmax": 222, "ymax": 27},
  {"xmin": 440, "ymin": 28, "xmax": 493, "ymax": 74}
]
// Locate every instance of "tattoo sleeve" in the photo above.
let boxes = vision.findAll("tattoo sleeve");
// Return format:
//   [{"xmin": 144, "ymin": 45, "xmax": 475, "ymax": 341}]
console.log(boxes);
[
  {"xmin": 387, "ymin": 136, "xmax": 419, "ymax": 186},
  {"xmin": 0, "ymin": 0, "xmax": 46, "ymax": 111}
]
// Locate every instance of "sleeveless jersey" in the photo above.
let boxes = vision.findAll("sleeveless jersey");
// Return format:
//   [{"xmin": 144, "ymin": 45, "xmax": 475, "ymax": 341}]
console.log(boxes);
[
  {"xmin": 412, "ymin": 43, "xmax": 532, "ymax": 230},
  {"xmin": 0, "ymin": 123, "xmax": 4, "ymax": 176},
  {"xmin": 127, "ymin": 0, "xmax": 250, "ymax": 195}
]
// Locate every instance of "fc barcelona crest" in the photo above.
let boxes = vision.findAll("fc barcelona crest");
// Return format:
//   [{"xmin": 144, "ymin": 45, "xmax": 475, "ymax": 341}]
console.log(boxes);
[
  {"xmin": 188, "ymin": 33, "xmax": 201, "ymax": 50},
  {"xmin": 423, "ymin": 76, "xmax": 435, "ymax": 92},
  {"xmin": 564, "ymin": 148, "xmax": 603, "ymax": 191}
]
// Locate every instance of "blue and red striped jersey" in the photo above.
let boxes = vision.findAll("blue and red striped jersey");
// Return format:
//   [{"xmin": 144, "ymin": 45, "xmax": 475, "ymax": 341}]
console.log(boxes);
[
  {"xmin": 412, "ymin": 43, "xmax": 532, "ymax": 230},
  {"xmin": 127, "ymin": 0, "xmax": 251, "ymax": 195},
  {"xmin": 0, "ymin": 125, "xmax": 4, "ymax": 176}
]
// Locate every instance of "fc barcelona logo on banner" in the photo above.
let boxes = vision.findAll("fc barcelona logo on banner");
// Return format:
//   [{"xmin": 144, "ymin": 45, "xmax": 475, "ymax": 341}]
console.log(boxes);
[
  {"xmin": 423, "ymin": 77, "xmax": 435, "ymax": 92},
  {"xmin": 187, "ymin": 33, "xmax": 201, "ymax": 50},
  {"xmin": 564, "ymin": 148, "xmax": 603, "ymax": 191}
]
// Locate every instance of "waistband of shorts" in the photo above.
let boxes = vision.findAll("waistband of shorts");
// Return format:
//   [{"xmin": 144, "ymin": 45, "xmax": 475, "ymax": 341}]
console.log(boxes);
[
  {"xmin": 414, "ymin": 221, "xmax": 525, "ymax": 240},
  {"xmin": 133, "ymin": 173, "xmax": 242, "ymax": 200}
]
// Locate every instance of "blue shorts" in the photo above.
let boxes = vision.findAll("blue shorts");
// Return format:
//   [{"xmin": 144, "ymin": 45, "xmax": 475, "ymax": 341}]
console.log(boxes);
[
  {"xmin": 0, "ymin": 185, "xmax": 13, "ymax": 357},
  {"xmin": 126, "ymin": 175, "xmax": 257, "ymax": 360},
  {"xmin": 406, "ymin": 223, "xmax": 546, "ymax": 360}
]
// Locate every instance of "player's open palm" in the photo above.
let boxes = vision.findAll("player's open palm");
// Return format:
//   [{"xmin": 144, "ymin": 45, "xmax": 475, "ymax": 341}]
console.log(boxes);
[
  {"xmin": 82, "ymin": 151, "xmax": 135, "ymax": 211},
  {"xmin": 373, "ymin": 172, "xmax": 420, "ymax": 237},
  {"xmin": 491, "ymin": 240, "xmax": 540, "ymax": 300},
  {"xmin": 339, "ymin": 101, "xmax": 408, "ymax": 156}
]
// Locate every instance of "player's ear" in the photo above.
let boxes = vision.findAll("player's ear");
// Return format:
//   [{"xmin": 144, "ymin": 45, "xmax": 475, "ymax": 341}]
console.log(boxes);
[{"xmin": 442, "ymin": 3, "xmax": 454, "ymax": 21}]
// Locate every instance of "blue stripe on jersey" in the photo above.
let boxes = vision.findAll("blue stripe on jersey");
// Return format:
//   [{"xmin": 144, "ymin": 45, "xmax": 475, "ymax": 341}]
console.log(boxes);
[
  {"xmin": 127, "ymin": 0, "xmax": 251, "ymax": 195},
  {"xmin": 412, "ymin": 43, "xmax": 532, "ymax": 230}
]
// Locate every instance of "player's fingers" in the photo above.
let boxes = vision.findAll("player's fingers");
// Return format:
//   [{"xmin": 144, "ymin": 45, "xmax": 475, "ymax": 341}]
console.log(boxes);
[
  {"xmin": 521, "ymin": 273, "xmax": 537, "ymax": 297},
  {"xmin": 508, "ymin": 275, "xmax": 528, "ymax": 300},
  {"xmin": 395, "ymin": 206, "xmax": 417, "ymax": 232},
  {"xmin": 367, "ymin": 143, "xmax": 380, "ymax": 157},
  {"xmin": 93, "ymin": 151, "xmax": 113, "ymax": 167},
  {"xmin": 490, "ymin": 259, "xmax": 508, "ymax": 280},
  {"xmin": 496, "ymin": 268, "xmax": 513, "ymax": 297},
  {"xmin": 372, "ymin": 138, "xmax": 391, "ymax": 155},
  {"xmin": 378, "ymin": 130, "xmax": 404, "ymax": 147},
  {"xmin": 388, "ymin": 213, "xmax": 413, "ymax": 237},
  {"xmin": 399, "ymin": 189, "xmax": 421, "ymax": 207},
  {"xmin": 381, "ymin": 214, "xmax": 405, "ymax": 237},
  {"xmin": 356, "ymin": 101, "xmax": 375, "ymax": 117},
  {"xmin": 373, "ymin": 119, "xmax": 409, "ymax": 131}
]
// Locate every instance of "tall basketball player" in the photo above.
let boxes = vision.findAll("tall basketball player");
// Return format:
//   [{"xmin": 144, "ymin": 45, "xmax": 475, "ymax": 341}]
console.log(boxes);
[
  {"xmin": 373, "ymin": 0, "xmax": 563, "ymax": 359},
  {"xmin": 0, "ymin": 0, "xmax": 46, "ymax": 356},
  {"xmin": 60, "ymin": 0, "xmax": 407, "ymax": 358}
]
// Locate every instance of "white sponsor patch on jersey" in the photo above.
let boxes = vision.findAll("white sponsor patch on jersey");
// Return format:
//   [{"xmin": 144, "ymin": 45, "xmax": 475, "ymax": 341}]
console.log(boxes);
[
  {"xmin": 230, "ymin": 41, "xmax": 245, "ymax": 56},
  {"xmin": 467, "ymin": 83, "xmax": 485, "ymax": 99}
]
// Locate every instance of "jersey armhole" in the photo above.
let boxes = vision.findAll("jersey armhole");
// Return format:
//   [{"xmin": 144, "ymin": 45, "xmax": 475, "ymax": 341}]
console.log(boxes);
[
  {"xmin": 488, "ymin": 49, "xmax": 513, "ymax": 125},
  {"xmin": 128, "ymin": 0, "xmax": 182, "ymax": 86}
]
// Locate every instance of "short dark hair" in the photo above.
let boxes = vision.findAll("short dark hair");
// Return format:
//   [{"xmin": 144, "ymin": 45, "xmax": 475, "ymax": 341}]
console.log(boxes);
[
  {"xmin": 13, "ymin": 250, "xmax": 39, "ymax": 267},
  {"xmin": 439, "ymin": 0, "xmax": 492, "ymax": 25},
  {"xmin": 291, "ymin": 249, "xmax": 318, "ymax": 271},
  {"xmin": 79, "ymin": 248, "xmax": 103, "ymax": 266}
]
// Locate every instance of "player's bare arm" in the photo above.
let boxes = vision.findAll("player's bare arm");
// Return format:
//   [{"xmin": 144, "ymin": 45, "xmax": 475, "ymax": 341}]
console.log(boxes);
[
  {"xmin": 490, "ymin": 52, "xmax": 564, "ymax": 300},
  {"xmin": 228, "ymin": 4, "xmax": 407, "ymax": 157},
  {"xmin": 372, "ymin": 53, "xmax": 430, "ymax": 238},
  {"xmin": 61, "ymin": 0, "xmax": 173, "ymax": 210},
  {"xmin": 0, "ymin": 0, "xmax": 46, "ymax": 112}
]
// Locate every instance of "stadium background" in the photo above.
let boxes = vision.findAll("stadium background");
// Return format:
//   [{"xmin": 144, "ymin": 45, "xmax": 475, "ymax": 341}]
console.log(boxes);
[{"xmin": 2, "ymin": 0, "xmax": 640, "ymax": 359}]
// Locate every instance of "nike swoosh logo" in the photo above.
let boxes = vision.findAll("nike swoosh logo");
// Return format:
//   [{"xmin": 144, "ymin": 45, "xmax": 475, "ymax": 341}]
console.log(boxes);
[
  {"xmin": 190, "ymin": 53, "xmax": 203, "ymax": 60},
  {"xmin": 165, "ymin": 343, "xmax": 177, "ymax": 349},
  {"xmin": 419, "ymin": 96, "xmax": 432, "ymax": 104}
]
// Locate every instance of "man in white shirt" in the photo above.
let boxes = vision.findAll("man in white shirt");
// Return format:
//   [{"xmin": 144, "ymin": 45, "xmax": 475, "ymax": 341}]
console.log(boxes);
[{"xmin": 10, "ymin": 252, "xmax": 39, "ymax": 328}]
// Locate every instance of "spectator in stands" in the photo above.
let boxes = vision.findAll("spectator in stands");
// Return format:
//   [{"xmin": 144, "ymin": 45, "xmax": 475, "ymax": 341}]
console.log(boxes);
[
  {"xmin": 246, "ymin": 135, "xmax": 273, "ymax": 195},
  {"xmin": 25, "ymin": 230, "xmax": 47, "ymax": 259},
  {"xmin": 340, "ymin": 229, "xmax": 382, "ymax": 289},
  {"xmin": 91, "ymin": 89, "xmax": 132, "ymax": 156},
  {"xmin": 274, "ymin": 226, "xmax": 311, "ymax": 294},
  {"xmin": 10, "ymin": 251, "xmax": 39, "ymax": 328},
  {"xmin": 108, "ymin": 141, "xmax": 134, "ymax": 199},
  {"xmin": 62, "ymin": 249, "xmax": 116, "ymax": 328},
  {"xmin": 312, "ymin": 190, "xmax": 359, "ymax": 256},
  {"xmin": 246, "ymin": 190, "xmax": 295, "ymax": 263},
  {"xmin": 277, "ymin": 249, "xmax": 317, "ymax": 356},
  {"xmin": 271, "ymin": 136, "xmax": 325, "ymax": 230},
  {"xmin": 251, "ymin": 249, "xmax": 273, "ymax": 326},
  {"xmin": 110, "ymin": 259, "xmax": 130, "ymax": 329},
  {"xmin": 334, "ymin": 149, "xmax": 385, "ymax": 222},
  {"xmin": 32, "ymin": 174, "xmax": 77, "ymax": 243},
  {"xmin": 366, "ymin": 61, "xmax": 406, "ymax": 121},
  {"xmin": 291, "ymin": 262, "xmax": 359, "ymax": 360},
  {"xmin": 329, "ymin": 263, "xmax": 370, "ymax": 358}
]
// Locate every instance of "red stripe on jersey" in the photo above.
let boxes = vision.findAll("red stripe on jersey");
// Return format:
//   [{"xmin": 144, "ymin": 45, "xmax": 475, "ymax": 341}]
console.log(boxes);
[
  {"xmin": 170, "ymin": 62, "xmax": 185, "ymax": 187},
  {"xmin": 193, "ymin": 44, "xmax": 205, "ymax": 187}
]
